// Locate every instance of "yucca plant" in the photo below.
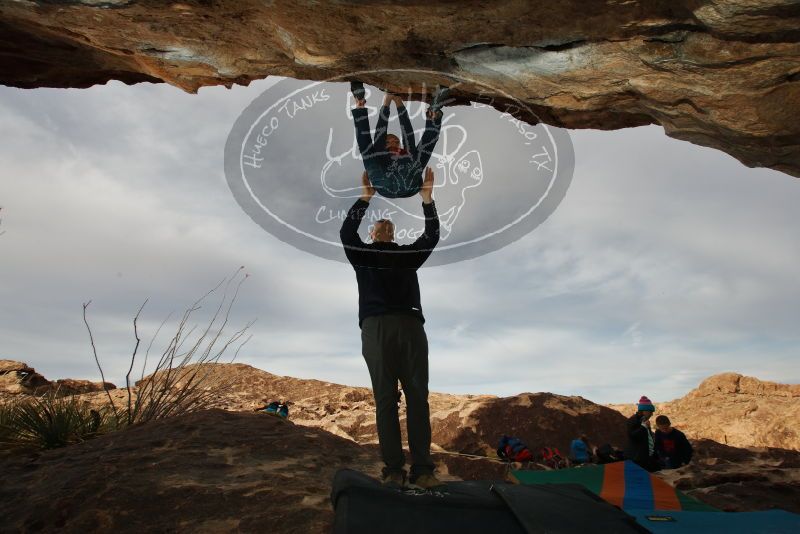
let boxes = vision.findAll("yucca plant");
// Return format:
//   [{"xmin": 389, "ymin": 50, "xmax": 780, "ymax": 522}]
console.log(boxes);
[
  {"xmin": 0, "ymin": 269, "xmax": 253, "ymax": 452},
  {"xmin": 1, "ymin": 392, "xmax": 112, "ymax": 450},
  {"xmin": 0, "ymin": 401, "xmax": 15, "ymax": 446}
]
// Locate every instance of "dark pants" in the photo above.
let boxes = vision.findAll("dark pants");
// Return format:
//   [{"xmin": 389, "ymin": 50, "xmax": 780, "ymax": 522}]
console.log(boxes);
[
  {"xmin": 636, "ymin": 455, "xmax": 661, "ymax": 473},
  {"xmin": 352, "ymin": 106, "xmax": 442, "ymax": 199},
  {"xmin": 360, "ymin": 313, "xmax": 435, "ymax": 478}
]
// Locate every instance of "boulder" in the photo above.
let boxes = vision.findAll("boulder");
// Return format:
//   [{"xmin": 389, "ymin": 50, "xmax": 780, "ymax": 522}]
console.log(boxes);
[
  {"xmin": 0, "ymin": 359, "xmax": 50, "ymax": 394},
  {"xmin": 0, "ymin": 1, "xmax": 799, "ymax": 177},
  {"xmin": 0, "ymin": 359, "xmax": 114, "ymax": 397},
  {"xmin": 49, "ymin": 379, "xmax": 116, "ymax": 396}
]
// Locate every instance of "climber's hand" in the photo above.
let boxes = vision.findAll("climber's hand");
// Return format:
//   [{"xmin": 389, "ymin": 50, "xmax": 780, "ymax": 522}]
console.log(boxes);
[
  {"xmin": 420, "ymin": 167, "xmax": 434, "ymax": 204},
  {"xmin": 361, "ymin": 171, "xmax": 375, "ymax": 202}
]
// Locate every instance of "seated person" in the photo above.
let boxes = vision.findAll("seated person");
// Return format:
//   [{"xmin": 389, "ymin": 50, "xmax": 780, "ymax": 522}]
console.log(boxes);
[
  {"xmin": 654, "ymin": 415, "xmax": 693, "ymax": 469},
  {"xmin": 569, "ymin": 435, "xmax": 593, "ymax": 465}
]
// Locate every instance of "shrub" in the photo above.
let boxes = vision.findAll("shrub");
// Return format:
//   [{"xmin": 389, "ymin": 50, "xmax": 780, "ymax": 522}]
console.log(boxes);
[
  {"xmin": 1, "ymin": 268, "xmax": 253, "ymax": 453},
  {"xmin": 85, "ymin": 267, "xmax": 253, "ymax": 427},
  {"xmin": 0, "ymin": 392, "xmax": 113, "ymax": 450}
]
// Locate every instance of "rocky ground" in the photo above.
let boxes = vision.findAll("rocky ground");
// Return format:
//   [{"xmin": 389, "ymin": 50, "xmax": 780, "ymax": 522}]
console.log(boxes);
[
  {"xmin": 663, "ymin": 439, "xmax": 800, "ymax": 514},
  {"xmin": 2, "ymin": 360, "xmax": 799, "ymax": 532},
  {"xmin": 1, "ymin": 409, "xmax": 798, "ymax": 533},
  {"xmin": 0, "ymin": 410, "xmax": 382, "ymax": 533}
]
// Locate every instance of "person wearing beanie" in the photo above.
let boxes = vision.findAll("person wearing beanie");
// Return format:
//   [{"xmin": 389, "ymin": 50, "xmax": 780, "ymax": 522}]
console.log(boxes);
[{"xmin": 624, "ymin": 395, "xmax": 660, "ymax": 472}]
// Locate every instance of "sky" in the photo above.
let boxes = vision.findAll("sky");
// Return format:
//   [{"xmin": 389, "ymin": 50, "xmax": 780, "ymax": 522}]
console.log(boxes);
[{"xmin": 1, "ymin": 77, "xmax": 798, "ymax": 404}]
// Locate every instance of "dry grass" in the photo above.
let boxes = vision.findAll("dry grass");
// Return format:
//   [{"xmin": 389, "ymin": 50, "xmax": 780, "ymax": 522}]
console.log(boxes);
[
  {"xmin": 0, "ymin": 268, "xmax": 254, "ymax": 452},
  {"xmin": 85, "ymin": 267, "xmax": 255, "ymax": 427}
]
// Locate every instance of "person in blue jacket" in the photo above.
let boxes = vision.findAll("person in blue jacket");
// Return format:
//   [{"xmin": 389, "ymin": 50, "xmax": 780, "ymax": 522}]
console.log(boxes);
[
  {"xmin": 569, "ymin": 435, "xmax": 593, "ymax": 465},
  {"xmin": 350, "ymin": 82, "xmax": 450, "ymax": 198}
]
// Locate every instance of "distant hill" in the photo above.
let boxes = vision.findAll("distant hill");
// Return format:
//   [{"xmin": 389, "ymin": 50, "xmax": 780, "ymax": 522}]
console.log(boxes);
[
  {"xmin": 608, "ymin": 373, "xmax": 800, "ymax": 451},
  {"xmin": 133, "ymin": 362, "xmax": 629, "ymax": 457}
]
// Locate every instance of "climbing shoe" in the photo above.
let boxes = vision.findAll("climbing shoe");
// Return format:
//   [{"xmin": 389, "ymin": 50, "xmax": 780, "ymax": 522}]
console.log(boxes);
[
  {"xmin": 277, "ymin": 403, "xmax": 289, "ymax": 419},
  {"xmin": 407, "ymin": 472, "xmax": 446, "ymax": 491},
  {"xmin": 350, "ymin": 81, "xmax": 366, "ymax": 104},
  {"xmin": 260, "ymin": 401, "xmax": 280, "ymax": 415},
  {"xmin": 429, "ymin": 85, "xmax": 451, "ymax": 115},
  {"xmin": 381, "ymin": 469, "xmax": 407, "ymax": 489}
]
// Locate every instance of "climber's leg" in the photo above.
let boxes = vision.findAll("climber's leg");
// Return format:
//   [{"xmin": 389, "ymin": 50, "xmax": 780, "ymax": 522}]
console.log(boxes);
[
  {"xmin": 396, "ymin": 102, "xmax": 417, "ymax": 158},
  {"xmin": 352, "ymin": 106, "xmax": 375, "ymax": 159},
  {"xmin": 414, "ymin": 86, "xmax": 450, "ymax": 170},
  {"xmin": 372, "ymin": 104, "xmax": 391, "ymax": 156},
  {"xmin": 416, "ymin": 109, "xmax": 443, "ymax": 170},
  {"xmin": 351, "ymin": 100, "xmax": 393, "ymax": 196}
]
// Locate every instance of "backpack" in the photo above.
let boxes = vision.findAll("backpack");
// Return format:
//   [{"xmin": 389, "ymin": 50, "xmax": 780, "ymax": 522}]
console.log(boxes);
[
  {"xmin": 596, "ymin": 443, "xmax": 623, "ymax": 464},
  {"xmin": 540, "ymin": 447, "xmax": 568, "ymax": 470},
  {"xmin": 496, "ymin": 436, "xmax": 534, "ymax": 463}
]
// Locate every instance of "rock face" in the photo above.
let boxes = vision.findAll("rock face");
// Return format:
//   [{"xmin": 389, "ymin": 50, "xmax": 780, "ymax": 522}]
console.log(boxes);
[
  {"xmin": 0, "ymin": 359, "xmax": 114, "ymax": 398},
  {"xmin": 431, "ymin": 392, "xmax": 627, "ymax": 458},
  {"xmin": 1, "ymin": 1, "xmax": 799, "ymax": 177},
  {"xmin": 609, "ymin": 373, "xmax": 800, "ymax": 451},
  {"xmin": 0, "ymin": 359, "xmax": 50, "ymax": 395}
]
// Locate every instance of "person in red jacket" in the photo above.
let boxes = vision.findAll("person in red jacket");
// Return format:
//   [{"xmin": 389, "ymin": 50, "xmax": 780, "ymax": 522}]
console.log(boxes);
[{"xmin": 654, "ymin": 415, "xmax": 693, "ymax": 469}]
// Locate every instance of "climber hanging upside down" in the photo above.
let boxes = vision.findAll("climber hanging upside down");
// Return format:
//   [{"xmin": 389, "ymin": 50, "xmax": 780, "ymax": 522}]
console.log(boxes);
[{"xmin": 350, "ymin": 81, "xmax": 451, "ymax": 199}]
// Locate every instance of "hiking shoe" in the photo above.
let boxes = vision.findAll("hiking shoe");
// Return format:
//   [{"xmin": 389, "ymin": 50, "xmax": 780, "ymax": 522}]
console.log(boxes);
[
  {"xmin": 350, "ymin": 81, "xmax": 366, "ymax": 105},
  {"xmin": 264, "ymin": 401, "xmax": 280, "ymax": 415},
  {"xmin": 277, "ymin": 403, "xmax": 289, "ymax": 418},
  {"xmin": 381, "ymin": 470, "xmax": 407, "ymax": 489},
  {"xmin": 408, "ymin": 472, "xmax": 446, "ymax": 491}
]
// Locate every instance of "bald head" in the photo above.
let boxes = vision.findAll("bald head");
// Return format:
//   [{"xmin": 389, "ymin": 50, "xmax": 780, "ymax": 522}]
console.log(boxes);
[{"xmin": 370, "ymin": 219, "xmax": 395, "ymax": 242}]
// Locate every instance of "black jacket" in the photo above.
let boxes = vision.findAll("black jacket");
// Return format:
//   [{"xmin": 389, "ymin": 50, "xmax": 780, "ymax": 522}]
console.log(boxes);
[
  {"xmin": 340, "ymin": 198, "xmax": 439, "ymax": 327},
  {"xmin": 655, "ymin": 428, "xmax": 693, "ymax": 468},
  {"xmin": 624, "ymin": 413, "xmax": 657, "ymax": 470}
]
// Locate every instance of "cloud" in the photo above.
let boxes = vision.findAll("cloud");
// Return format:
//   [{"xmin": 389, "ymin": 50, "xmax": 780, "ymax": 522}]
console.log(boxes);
[{"xmin": 1, "ymin": 79, "xmax": 798, "ymax": 404}]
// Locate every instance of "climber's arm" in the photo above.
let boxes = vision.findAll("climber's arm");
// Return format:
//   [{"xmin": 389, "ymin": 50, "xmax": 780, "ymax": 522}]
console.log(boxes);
[{"xmin": 399, "ymin": 168, "xmax": 439, "ymax": 268}]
